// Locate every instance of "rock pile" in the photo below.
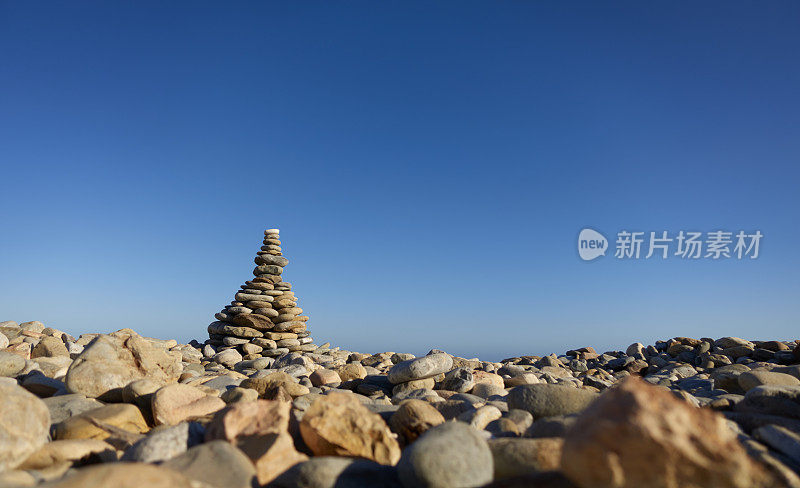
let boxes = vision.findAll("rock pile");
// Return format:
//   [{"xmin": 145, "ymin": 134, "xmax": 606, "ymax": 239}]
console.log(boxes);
[
  {"xmin": 2, "ymin": 322, "xmax": 800, "ymax": 485},
  {"xmin": 208, "ymin": 229, "xmax": 320, "ymax": 359}
]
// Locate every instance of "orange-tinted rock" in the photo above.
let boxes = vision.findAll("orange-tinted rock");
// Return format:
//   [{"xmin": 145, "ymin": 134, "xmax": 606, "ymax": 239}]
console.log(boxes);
[
  {"xmin": 336, "ymin": 363, "xmax": 367, "ymax": 382},
  {"xmin": 54, "ymin": 404, "xmax": 148, "ymax": 443},
  {"xmin": 206, "ymin": 400, "xmax": 306, "ymax": 484},
  {"xmin": 310, "ymin": 369, "xmax": 341, "ymax": 387},
  {"xmin": 300, "ymin": 392, "xmax": 400, "ymax": 465},
  {"xmin": 561, "ymin": 376, "xmax": 777, "ymax": 488}
]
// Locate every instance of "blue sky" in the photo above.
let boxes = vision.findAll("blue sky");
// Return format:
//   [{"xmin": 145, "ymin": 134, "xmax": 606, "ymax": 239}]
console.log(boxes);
[{"xmin": 1, "ymin": 1, "xmax": 798, "ymax": 360}]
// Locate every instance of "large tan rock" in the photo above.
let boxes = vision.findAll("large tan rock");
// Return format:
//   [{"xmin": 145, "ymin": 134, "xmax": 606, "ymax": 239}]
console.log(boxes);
[
  {"xmin": 55, "ymin": 403, "xmax": 148, "ymax": 441},
  {"xmin": 37, "ymin": 462, "xmax": 203, "ymax": 488},
  {"xmin": 0, "ymin": 382, "xmax": 51, "ymax": 472},
  {"xmin": 561, "ymin": 376, "xmax": 778, "ymax": 488},
  {"xmin": 65, "ymin": 330, "xmax": 182, "ymax": 400},
  {"xmin": 205, "ymin": 400, "xmax": 307, "ymax": 484},
  {"xmin": 300, "ymin": 392, "xmax": 400, "ymax": 465},
  {"xmin": 152, "ymin": 384, "xmax": 226, "ymax": 426},
  {"xmin": 389, "ymin": 399, "xmax": 445, "ymax": 445}
]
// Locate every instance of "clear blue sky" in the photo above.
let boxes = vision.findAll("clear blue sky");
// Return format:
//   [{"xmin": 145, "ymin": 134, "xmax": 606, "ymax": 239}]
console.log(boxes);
[{"xmin": 1, "ymin": 2, "xmax": 798, "ymax": 360}]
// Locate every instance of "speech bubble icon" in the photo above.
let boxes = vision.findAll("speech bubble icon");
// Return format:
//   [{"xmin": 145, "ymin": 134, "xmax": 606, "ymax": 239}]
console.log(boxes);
[{"xmin": 578, "ymin": 228, "xmax": 608, "ymax": 261}]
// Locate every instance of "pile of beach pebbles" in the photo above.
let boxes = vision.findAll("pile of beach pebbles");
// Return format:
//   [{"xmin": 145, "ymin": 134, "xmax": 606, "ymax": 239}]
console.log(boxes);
[{"xmin": 208, "ymin": 229, "xmax": 319, "ymax": 359}]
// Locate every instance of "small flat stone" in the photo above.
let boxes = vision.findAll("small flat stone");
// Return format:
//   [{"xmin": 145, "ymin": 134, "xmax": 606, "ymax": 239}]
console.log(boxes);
[
  {"xmin": 213, "ymin": 349, "xmax": 243, "ymax": 368},
  {"xmin": 438, "ymin": 367, "xmax": 475, "ymax": 393},
  {"xmin": 226, "ymin": 306, "xmax": 252, "ymax": 314},
  {"xmin": 55, "ymin": 403, "xmax": 148, "ymax": 441},
  {"xmin": 310, "ymin": 369, "xmax": 342, "ymax": 387},
  {"xmin": 388, "ymin": 353, "xmax": 453, "ymax": 384},
  {"xmin": 253, "ymin": 308, "xmax": 280, "ymax": 318},
  {"xmin": 392, "ymin": 378, "xmax": 436, "ymax": 396},
  {"xmin": 151, "ymin": 383, "xmax": 226, "ymax": 426},
  {"xmin": 255, "ymin": 254, "xmax": 289, "ymax": 267},
  {"xmin": 235, "ymin": 293, "xmax": 273, "ymax": 303},
  {"xmin": 254, "ymin": 264, "xmax": 283, "ymax": 276},
  {"xmin": 506, "ymin": 384, "xmax": 598, "ymax": 418},
  {"xmin": 208, "ymin": 322, "xmax": 263, "ymax": 339}
]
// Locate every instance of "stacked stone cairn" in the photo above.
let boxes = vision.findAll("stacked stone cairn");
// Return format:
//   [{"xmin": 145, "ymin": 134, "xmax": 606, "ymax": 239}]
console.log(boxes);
[{"xmin": 207, "ymin": 228, "xmax": 316, "ymax": 358}]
